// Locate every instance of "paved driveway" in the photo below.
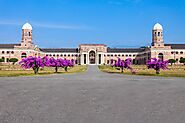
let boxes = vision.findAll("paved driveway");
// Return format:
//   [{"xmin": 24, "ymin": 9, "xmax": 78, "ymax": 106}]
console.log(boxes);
[{"xmin": 0, "ymin": 65, "xmax": 185, "ymax": 123}]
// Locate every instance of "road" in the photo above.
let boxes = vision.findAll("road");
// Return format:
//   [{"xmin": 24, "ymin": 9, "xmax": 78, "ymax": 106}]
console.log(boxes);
[{"xmin": 0, "ymin": 65, "xmax": 185, "ymax": 123}]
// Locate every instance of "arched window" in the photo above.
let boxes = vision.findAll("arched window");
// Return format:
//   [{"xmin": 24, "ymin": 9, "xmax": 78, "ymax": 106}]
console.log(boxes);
[
  {"xmin": 180, "ymin": 51, "xmax": 183, "ymax": 54},
  {"xmin": 21, "ymin": 53, "xmax": 27, "ymax": 58},
  {"xmin": 158, "ymin": 32, "xmax": 160, "ymax": 36},
  {"xmin": 158, "ymin": 53, "xmax": 164, "ymax": 61}
]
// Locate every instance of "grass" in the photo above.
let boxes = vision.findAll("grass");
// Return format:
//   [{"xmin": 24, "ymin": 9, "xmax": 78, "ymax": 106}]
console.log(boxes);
[
  {"xmin": 99, "ymin": 65, "xmax": 185, "ymax": 77},
  {"xmin": 0, "ymin": 65, "xmax": 87, "ymax": 77}
]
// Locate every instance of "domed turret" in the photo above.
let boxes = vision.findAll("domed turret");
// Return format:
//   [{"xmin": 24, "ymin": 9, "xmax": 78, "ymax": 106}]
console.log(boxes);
[
  {"xmin": 153, "ymin": 23, "xmax": 163, "ymax": 30},
  {"xmin": 22, "ymin": 22, "xmax": 33, "ymax": 46},
  {"xmin": 22, "ymin": 23, "xmax": 32, "ymax": 30},
  {"xmin": 152, "ymin": 23, "xmax": 164, "ymax": 47}
]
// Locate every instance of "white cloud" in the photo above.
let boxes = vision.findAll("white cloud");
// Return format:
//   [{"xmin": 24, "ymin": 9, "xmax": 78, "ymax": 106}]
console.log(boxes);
[{"xmin": 0, "ymin": 20, "xmax": 89, "ymax": 30}]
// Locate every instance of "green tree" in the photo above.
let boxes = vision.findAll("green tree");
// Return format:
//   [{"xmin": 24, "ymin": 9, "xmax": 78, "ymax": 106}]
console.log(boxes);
[
  {"xmin": 0, "ymin": 58, "xmax": 4, "ymax": 62},
  {"xmin": 9, "ymin": 58, "xmax": 18, "ymax": 65},
  {"xmin": 168, "ymin": 59, "xmax": 176, "ymax": 65},
  {"xmin": 179, "ymin": 58, "xmax": 185, "ymax": 65}
]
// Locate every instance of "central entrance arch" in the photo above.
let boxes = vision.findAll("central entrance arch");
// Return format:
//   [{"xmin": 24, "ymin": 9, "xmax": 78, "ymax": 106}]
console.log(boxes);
[{"xmin": 89, "ymin": 50, "xmax": 96, "ymax": 64}]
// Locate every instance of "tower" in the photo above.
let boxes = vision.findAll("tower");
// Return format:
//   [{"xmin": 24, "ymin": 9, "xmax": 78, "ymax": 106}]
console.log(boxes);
[
  {"xmin": 152, "ymin": 23, "xmax": 164, "ymax": 47},
  {"xmin": 21, "ymin": 23, "xmax": 33, "ymax": 47}
]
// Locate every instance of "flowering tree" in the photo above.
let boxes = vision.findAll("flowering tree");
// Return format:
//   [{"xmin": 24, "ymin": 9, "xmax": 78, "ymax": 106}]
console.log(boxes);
[
  {"xmin": 62, "ymin": 59, "xmax": 75, "ymax": 72},
  {"xmin": 20, "ymin": 56, "xmax": 75, "ymax": 74},
  {"xmin": 146, "ymin": 58, "xmax": 169, "ymax": 74},
  {"xmin": 112, "ymin": 58, "xmax": 135, "ymax": 74},
  {"xmin": 43, "ymin": 57, "xmax": 75, "ymax": 73},
  {"xmin": 19, "ymin": 56, "xmax": 45, "ymax": 74}
]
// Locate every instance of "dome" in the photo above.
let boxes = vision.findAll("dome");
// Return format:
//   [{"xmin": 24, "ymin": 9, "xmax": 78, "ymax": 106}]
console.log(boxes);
[
  {"xmin": 22, "ymin": 23, "xmax": 32, "ymax": 30},
  {"xmin": 153, "ymin": 23, "xmax": 163, "ymax": 30}
]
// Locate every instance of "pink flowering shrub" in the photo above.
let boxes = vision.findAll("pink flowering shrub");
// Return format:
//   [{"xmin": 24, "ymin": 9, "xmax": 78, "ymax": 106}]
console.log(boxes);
[
  {"xmin": 111, "ymin": 58, "xmax": 136, "ymax": 74},
  {"xmin": 19, "ymin": 56, "xmax": 75, "ymax": 74},
  {"xmin": 146, "ymin": 58, "xmax": 169, "ymax": 74},
  {"xmin": 19, "ymin": 56, "xmax": 45, "ymax": 74}
]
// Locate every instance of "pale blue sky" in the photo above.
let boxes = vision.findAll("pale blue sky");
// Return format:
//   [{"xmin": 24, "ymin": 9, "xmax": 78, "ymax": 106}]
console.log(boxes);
[{"xmin": 0, "ymin": 0, "xmax": 185, "ymax": 48}]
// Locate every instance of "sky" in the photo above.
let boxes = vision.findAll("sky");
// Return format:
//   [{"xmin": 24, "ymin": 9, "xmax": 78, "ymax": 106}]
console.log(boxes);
[{"xmin": 0, "ymin": 0, "xmax": 185, "ymax": 48}]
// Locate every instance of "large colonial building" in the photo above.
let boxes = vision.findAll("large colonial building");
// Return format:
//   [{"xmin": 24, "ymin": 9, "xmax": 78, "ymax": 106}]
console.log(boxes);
[{"xmin": 0, "ymin": 23, "xmax": 185, "ymax": 65}]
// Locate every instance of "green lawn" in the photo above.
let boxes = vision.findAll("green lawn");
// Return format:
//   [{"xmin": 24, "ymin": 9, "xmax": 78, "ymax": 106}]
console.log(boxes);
[
  {"xmin": 0, "ymin": 65, "xmax": 87, "ymax": 77},
  {"xmin": 99, "ymin": 65, "xmax": 185, "ymax": 77}
]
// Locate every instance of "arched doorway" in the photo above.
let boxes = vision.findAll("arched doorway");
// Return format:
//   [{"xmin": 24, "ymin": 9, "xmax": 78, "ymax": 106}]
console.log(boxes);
[
  {"xmin": 89, "ymin": 51, "xmax": 96, "ymax": 64},
  {"xmin": 158, "ymin": 53, "xmax": 164, "ymax": 61}
]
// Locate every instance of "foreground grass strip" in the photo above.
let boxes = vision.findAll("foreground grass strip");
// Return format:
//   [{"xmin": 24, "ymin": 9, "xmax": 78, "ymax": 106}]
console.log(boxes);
[
  {"xmin": 99, "ymin": 65, "xmax": 185, "ymax": 77},
  {"xmin": 0, "ymin": 65, "xmax": 87, "ymax": 77}
]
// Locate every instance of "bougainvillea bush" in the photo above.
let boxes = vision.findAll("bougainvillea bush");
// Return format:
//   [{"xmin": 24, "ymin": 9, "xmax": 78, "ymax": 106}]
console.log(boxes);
[
  {"xmin": 19, "ymin": 56, "xmax": 75, "ymax": 74},
  {"xmin": 46, "ymin": 57, "xmax": 75, "ymax": 72},
  {"xmin": 146, "ymin": 58, "xmax": 169, "ymax": 74},
  {"xmin": 19, "ymin": 56, "xmax": 45, "ymax": 74},
  {"xmin": 111, "ymin": 58, "xmax": 136, "ymax": 74}
]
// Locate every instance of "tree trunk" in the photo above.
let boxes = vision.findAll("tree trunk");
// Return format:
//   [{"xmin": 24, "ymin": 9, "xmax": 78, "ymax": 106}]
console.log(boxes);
[
  {"xmin": 55, "ymin": 66, "xmax": 58, "ymax": 73},
  {"xmin": 156, "ymin": 69, "xmax": 160, "ymax": 74},
  {"xmin": 33, "ymin": 67, "xmax": 39, "ymax": 74},
  {"xmin": 121, "ymin": 67, "xmax": 124, "ymax": 73},
  {"xmin": 65, "ymin": 66, "xmax": 68, "ymax": 72}
]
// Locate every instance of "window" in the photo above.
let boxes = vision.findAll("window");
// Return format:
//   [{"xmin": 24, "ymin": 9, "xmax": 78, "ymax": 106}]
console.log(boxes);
[
  {"xmin": 50, "ymin": 54, "xmax": 52, "ymax": 56},
  {"xmin": 11, "ymin": 51, "xmax": 14, "ymax": 54},
  {"xmin": 171, "ymin": 51, "xmax": 174, "ymax": 54},
  {"xmin": 7, "ymin": 51, "xmax": 9, "ymax": 54},
  {"xmin": 155, "ymin": 32, "xmax": 157, "ymax": 36},
  {"xmin": 180, "ymin": 51, "xmax": 183, "ymax": 54},
  {"xmin": 60, "ymin": 54, "xmax": 63, "ymax": 57},
  {"xmin": 107, "ymin": 54, "xmax": 110, "ymax": 57},
  {"xmin": 21, "ymin": 53, "xmax": 27, "ymax": 58},
  {"xmin": 122, "ymin": 54, "xmax": 124, "ymax": 57},
  {"xmin": 57, "ymin": 54, "xmax": 59, "ymax": 57},
  {"xmin": 2, "ymin": 51, "xmax": 4, "ymax": 54},
  {"xmin": 64, "ymin": 54, "xmax": 66, "ymax": 57},
  {"xmin": 53, "ymin": 54, "xmax": 55, "ymax": 57},
  {"xmin": 176, "ymin": 51, "xmax": 179, "ymax": 54},
  {"xmin": 126, "ymin": 55, "xmax": 128, "ymax": 57},
  {"xmin": 158, "ymin": 32, "xmax": 160, "ymax": 36},
  {"xmin": 111, "ymin": 55, "xmax": 113, "ymax": 57},
  {"xmin": 115, "ymin": 54, "xmax": 117, "ymax": 57},
  {"xmin": 133, "ymin": 55, "xmax": 136, "ymax": 57},
  {"xmin": 72, "ymin": 54, "xmax": 74, "ymax": 57},
  {"xmin": 46, "ymin": 54, "xmax": 48, "ymax": 56},
  {"xmin": 158, "ymin": 53, "xmax": 164, "ymax": 61},
  {"xmin": 118, "ymin": 54, "xmax": 120, "ymax": 57},
  {"xmin": 68, "ymin": 54, "xmax": 70, "ymax": 57},
  {"xmin": 129, "ymin": 55, "xmax": 132, "ymax": 57},
  {"xmin": 107, "ymin": 60, "xmax": 110, "ymax": 64}
]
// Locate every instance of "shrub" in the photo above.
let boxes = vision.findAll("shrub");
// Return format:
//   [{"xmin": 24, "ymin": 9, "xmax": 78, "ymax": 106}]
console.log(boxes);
[
  {"xmin": 111, "ymin": 58, "xmax": 136, "ymax": 74},
  {"xmin": 0, "ymin": 58, "xmax": 4, "ymax": 62},
  {"xmin": 179, "ymin": 58, "xmax": 185, "ymax": 65},
  {"xmin": 9, "ymin": 58, "xmax": 18, "ymax": 65},
  {"xmin": 147, "ymin": 58, "xmax": 169, "ymax": 74},
  {"xmin": 168, "ymin": 59, "xmax": 176, "ymax": 65}
]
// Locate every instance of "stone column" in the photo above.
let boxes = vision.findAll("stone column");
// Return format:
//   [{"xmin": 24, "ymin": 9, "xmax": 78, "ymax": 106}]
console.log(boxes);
[
  {"xmin": 80, "ymin": 54, "xmax": 84, "ymax": 65},
  {"xmin": 87, "ymin": 53, "xmax": 89, "ymax": 65}
]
